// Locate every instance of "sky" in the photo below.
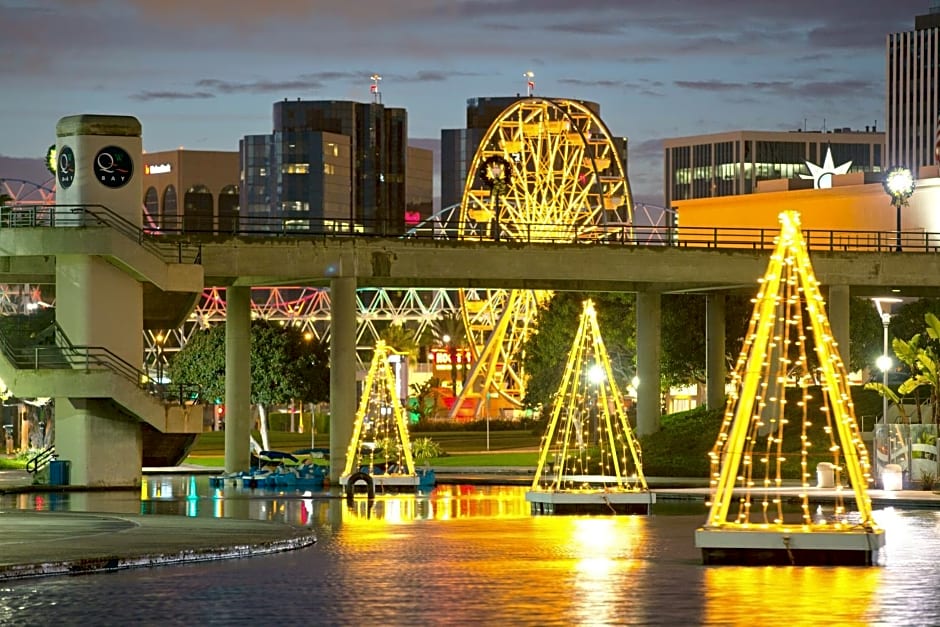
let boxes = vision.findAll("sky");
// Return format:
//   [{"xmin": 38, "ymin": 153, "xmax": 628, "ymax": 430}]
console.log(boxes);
[{"xmin": 0, "ymin": 0, "xmax": 931, "ymax": 206}]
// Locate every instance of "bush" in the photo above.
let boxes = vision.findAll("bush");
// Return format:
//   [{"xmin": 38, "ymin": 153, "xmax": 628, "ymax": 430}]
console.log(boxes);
[
  {"xmin": 411, "ymin": 437, "xmax": 443, "ymax": 460},
  {"xmin": 639, "ymin": 386, "xmax": 880, "ymax": 479}
]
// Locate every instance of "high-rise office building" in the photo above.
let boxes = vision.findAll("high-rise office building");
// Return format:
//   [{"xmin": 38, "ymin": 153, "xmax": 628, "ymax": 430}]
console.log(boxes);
[
  {"xmin": 241, "ymin": 99, "xmax": 430, "ymax": 235},
  {"xmin": 887, "ymin": 6, "xmax": 940, "ymax": 172},
  {"xmin": 440, "ymin": 96, "xmax": 627, "ymax": 210},
  {"xmin": 663, "ymin": 129, "xmax": 885, "ymax": 209}
]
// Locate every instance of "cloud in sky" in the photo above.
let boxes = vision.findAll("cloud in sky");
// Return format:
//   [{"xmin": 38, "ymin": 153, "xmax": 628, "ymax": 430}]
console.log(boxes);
[{"xmin": 0, "ymin": 0, "xmax": 927, "ymax": 204}]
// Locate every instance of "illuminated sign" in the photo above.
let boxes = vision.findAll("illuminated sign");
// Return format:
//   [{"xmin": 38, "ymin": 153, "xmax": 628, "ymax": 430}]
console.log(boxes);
[
  {"xmin": 94, "ymin": 146, "xmax": 133, "ymax": 188},
  {"xmin": 431, "ymin": 348, "xmax": 471, "ymax": 366},
  {"xmin": 57, "ymin": 146, "xmax": 75, "ymax": 188},
  {"xmin": 800, "ymin": 146, "xmax": 851, "ymax": 189},
  {"xmin": 145, "ymin": 163, "xmax": 172, "ymax": 175}
]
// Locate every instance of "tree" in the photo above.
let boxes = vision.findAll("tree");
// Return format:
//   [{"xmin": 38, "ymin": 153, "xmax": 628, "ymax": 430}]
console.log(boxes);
[
  {"xmin": 378, "ymin": 322, "xmax": 419, "ymax": 361},
  {"xmin": 429, "ymin": 312, "xmax": 468, "ymax": 392},
  {"xmin": 877, "ymin": 313, "xmax": 940, "ymax": 423},
  {"xmin": 167, "ymin": 320, "xmax": 329, "ymax": 450},
  {"xmin": 848, "ymin": 297, "xmax": 883, "ymax": 374},
  {"xmin": 522, "ymin": 292, "xmax": 634, "ymax": 408},
  {"xmin": 889, "ymin": 298, "xmax": 940, "ymax": 346}
]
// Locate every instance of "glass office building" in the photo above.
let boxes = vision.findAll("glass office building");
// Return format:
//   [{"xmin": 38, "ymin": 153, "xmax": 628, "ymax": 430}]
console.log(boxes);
[
  {"xmin": 663, "ymin": 129, "xmax": 885, "ymax": 209},
  {"xmin": 241, "ymin": 99, "xmax": 417, "ymax": 234},
  {"xmin": 887, "ymin": 8, "xmax": 940, "ymax": 172}
]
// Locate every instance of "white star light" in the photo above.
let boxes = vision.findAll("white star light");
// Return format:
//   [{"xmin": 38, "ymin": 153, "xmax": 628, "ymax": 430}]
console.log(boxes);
[{"xmin": 800, "ymin": 146, "xmax": 852, "ymax": 189}]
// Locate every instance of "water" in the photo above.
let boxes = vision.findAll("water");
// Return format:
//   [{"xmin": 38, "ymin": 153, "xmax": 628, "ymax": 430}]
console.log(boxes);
[{"xmin": 1, "ymin": 476, "xmax": 939, "ymax": 626}]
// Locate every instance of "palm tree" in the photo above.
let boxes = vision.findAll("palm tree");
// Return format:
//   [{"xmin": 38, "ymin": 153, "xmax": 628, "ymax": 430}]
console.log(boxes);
[
  {"xmin": 378, "ymin": 322, "xmax": 419, "ymax": 362},
  {"xmin": 430, "ymin": 312, "xmax": 468, "ymax": 393}
]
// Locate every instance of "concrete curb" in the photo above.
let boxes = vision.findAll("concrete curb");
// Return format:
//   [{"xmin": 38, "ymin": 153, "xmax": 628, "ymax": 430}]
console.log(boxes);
[{"xmin": 0, "ymin": 534, "xmax": 317, "ymax": 581}]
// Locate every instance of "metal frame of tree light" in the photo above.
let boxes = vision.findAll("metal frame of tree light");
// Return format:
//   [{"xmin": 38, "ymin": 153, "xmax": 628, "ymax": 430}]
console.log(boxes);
[{"xmin": 700, "ymin": 211, "xmax": 880, "ymax": 546}]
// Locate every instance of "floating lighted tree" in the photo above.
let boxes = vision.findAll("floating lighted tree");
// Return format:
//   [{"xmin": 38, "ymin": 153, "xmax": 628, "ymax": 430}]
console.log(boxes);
[
  {"xmin": 341, "ymin": 340, "xmax": 430, "ymax": 491},
  {"xmin": 526, "ymin": 299, "xmax": 652, "ymax": 514},
  {"xmin": 696, "ymin": 211, "xmax": 884, "ymax": 565}
]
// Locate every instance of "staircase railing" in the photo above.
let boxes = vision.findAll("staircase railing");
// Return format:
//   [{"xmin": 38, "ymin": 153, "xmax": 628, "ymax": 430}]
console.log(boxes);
[
  {"xmin": 26, "ymin": 445, "xmax": 55, "ymax": 475},
  {"xmin": 0, "ymin": 321, "xmax": 203, "ymax": 405}
]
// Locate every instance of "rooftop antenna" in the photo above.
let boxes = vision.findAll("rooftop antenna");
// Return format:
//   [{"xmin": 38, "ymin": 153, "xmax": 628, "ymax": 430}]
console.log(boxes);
[
  {"xmin": 370, "ymin": 74, "xmax": 382, "ymax": 104},
  {"xmin": 524, "ymin": 71, "xmax": 535, "ymax": 97}
]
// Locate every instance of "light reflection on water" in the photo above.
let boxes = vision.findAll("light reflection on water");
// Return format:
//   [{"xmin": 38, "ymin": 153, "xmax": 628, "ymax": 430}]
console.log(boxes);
[{"xmin": 3, "ymin": 477, "xmax": 940, "ymax": 625}]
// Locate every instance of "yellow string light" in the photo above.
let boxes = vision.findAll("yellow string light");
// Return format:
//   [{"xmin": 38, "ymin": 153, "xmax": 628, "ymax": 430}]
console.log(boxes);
[{"xmin": 705, "ymin": 211, "xmax": 877, "ymax": 532}]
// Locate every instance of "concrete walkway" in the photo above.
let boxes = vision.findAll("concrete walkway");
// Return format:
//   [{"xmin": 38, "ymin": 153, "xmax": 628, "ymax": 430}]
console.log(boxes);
[{"xmin": 1, "ymin": 466, "xmax": 938, "ymax": 581}]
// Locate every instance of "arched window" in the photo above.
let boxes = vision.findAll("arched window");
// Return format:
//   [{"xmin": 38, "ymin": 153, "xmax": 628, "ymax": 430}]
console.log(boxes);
[
  {"xmin": 218, "ymin": 184, "xmax": 239, "ymax": 233},
  {"xmin": 183, "ymin": 184, "xmax": 213, "ymax": 233},
  {"xmin": 143, "ymin": 187, "xmax": 159, "ymax": 228},
  {"xmin": 162, "ymin": 185, "xmax": 178, "ymax": 230}
]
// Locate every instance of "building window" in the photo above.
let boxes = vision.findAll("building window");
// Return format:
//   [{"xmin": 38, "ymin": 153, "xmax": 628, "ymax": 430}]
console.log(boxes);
[
  {"xmin": 324, "ymin": 163, "xmax": 335, "ymax": 175},
  {"xmin": 183, "ymin": 184, "xmax": 214, "ymax": 233},
  {"xmin": 281, "ymin": 163, "xmax": 310, "ymax": 174},
  {"xmin": 162, "ymin": 185, "xmax": 177, "ymax": 230},
  {"xmin": 143, "ymin": 187, "xmax": 158, "ymax": 226}
]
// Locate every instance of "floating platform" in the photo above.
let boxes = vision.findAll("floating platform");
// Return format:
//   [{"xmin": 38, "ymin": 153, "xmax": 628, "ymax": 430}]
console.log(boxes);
[
  {"xmin": 340, "ymin": 468, "xmax": 436, "ymax": 496},
  {"xmin": 695, "ymin": 526, "xmax": 885, "ymax": 566},
  {"xmin": 525, "ymin": 489, "xmax": 655, "ymax": 515}
]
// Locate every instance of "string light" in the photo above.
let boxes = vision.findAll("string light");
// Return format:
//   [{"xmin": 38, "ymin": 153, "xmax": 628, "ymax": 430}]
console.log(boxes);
[
  {"xmin": 530, "ymin": 300, "xmax": 648, "ymax": 495},
  {"xmin": 342, "ymin": 340, "xmax": 417, "ymax": 478},
  {"xmin": 705, "ymin": 211, "xmax": 875, "ymax": 532}
]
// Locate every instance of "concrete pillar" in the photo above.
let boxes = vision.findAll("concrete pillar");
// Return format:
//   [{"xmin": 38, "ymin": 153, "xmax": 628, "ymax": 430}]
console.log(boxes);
[
  {"xmin": 330, "ymin": 276, "xmax": 357, "ymax": 481},
  {"xmin": 706, "ymin": 294, "xmax": 726, "ymax": 410},
  {"xmin": 828, "ymin": 284, "xmax": 851, "ymax": 366},
  {"xmin": 636, "ymin": 290, "xmax": 662, "ymax": 437},
  {"xmin": 53, "ymin": 115, "xmax": 144, "ymax": 487},
  {"xmin": 224, "ymin": 286, "xmax": 251, "ymax": 473}
]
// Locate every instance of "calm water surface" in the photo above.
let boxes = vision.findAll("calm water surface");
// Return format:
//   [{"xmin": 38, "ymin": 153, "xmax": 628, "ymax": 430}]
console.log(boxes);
[{"xmin": 0, "ymin": 476, "xmax": 938, "ymax": 626}]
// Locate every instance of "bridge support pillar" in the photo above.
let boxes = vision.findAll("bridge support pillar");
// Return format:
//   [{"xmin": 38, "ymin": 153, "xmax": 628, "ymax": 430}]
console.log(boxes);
[
  {"xmin": 828, "ymin": 285, "xmax": 850, "ymax": 366},
  {"xmin": 53, "ymin": 115, "xmax": 144, "ymax": 487},
  {"xmin": 706, "ymin": 294, "xmax": 726, "ymax": 410},
  {"xmin": 330, "ymin": 276, "xmax": 357, "ymax": 482},
  {"xmin": 636, "ymin": 290, "xmax": 662, "ymax": 437},
  {"xmin": 225, "ymin": 286, "xmax": 251, "ymax": 474}
]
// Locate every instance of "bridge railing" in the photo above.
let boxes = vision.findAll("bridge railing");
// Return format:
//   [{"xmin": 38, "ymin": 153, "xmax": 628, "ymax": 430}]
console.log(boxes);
[
  {"xmin": 149, "ymin": 213, "xmax": 940, "ymax": 253},
  {"xmin": 0, "ymin": 203, "xmax": 202, "ymax": 264},
  {"xmin": 2, "ymin": 201, "xmax": 938, "ymax": 254}
]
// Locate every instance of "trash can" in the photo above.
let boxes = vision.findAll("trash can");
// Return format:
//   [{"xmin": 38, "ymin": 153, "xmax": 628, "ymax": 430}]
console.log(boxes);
[
  {"xmin": 49, "ymin": 460, "xmax": 71, "ymax": 486},
  {"xmin": 816, "ymin": 462, "xmax": 835, "ymax": 488}
]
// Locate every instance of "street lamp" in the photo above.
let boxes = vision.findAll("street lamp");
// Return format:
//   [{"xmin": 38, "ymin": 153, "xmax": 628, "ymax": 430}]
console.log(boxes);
[
  {"xmin": 883, "ymin": 166, "xmax": 915, "ymax": 251},
  {"xmin": 873, "ymin": 297, "xmax": 902, "ymax": 481},
  {"xmin": 478, "ymin": 155, "xmax": 512, "ymax": 242},
  {"xmin": 154, "ymin": 331, "xmax": 166, "ymax": 392}
]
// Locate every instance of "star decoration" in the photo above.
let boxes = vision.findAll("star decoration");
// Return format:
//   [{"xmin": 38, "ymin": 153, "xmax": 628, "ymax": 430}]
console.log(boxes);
[{"xmin": 800, "ymin": 146, "xmax": 852, "ymax": 189}]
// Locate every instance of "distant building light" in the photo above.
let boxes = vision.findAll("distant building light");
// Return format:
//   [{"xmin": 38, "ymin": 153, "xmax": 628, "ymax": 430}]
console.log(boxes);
[{"xmin": 145, "ymin": 163, "xmax": 172, "ymax": 175}]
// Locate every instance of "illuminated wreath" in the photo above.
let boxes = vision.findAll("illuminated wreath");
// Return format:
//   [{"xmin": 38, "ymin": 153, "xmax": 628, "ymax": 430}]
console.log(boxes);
[
  {"xmin": 45, "ymin": 144, "xmax": 57, "ymax": 175},
  {"xmin": 478, "ymin": 155, "xmax": 513, "ymax": 189}
]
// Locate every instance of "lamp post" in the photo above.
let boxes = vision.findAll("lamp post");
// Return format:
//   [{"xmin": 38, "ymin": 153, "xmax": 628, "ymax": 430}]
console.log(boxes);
[
  {"xmin": 883, "ymin": 167, "xmax": 915, "ymax": 252},
  {"xmin": 478, "ymin": 155, "xmax": 512, "ymax": 242},
  {"xmin": 873, "ymin": 297, "xmax": 902, "ymax": 482},
  {"xmin": 154, "ymin": 331, "xmax": 165, "ymax": 392}
]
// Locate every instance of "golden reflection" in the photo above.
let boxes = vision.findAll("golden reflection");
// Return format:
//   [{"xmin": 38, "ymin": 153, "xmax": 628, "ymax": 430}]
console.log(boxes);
[
  {"xmin": 704, "ymin": 564, "xmax": 881, "ymax": 625},
  {"xmin": 446, "ymin": 514, "xmax": 650, "ymax": 624},
  {"xmin": 341, "ymin": 486, "xmax": 533, "ymax": 525}
]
